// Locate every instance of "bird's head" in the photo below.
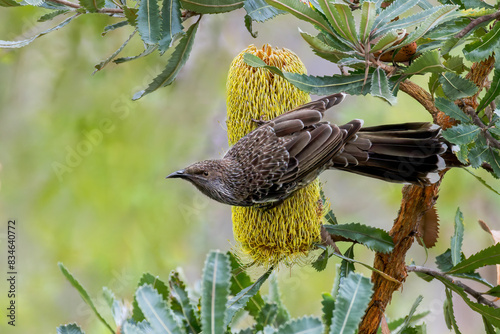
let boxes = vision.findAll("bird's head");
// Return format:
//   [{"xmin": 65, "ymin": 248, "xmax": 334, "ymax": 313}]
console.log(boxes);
[{"xmin": 166, "ymin": 159, "xmax": 241, "ymax": 206}]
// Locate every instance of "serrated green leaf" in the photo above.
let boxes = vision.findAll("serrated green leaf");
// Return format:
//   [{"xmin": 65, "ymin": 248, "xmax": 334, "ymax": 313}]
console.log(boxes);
[
  {"xmin": 442, "ymin": 124, "xmax": 481, "ymax": 145},
  {"xmin": 114, "ymin": 44, "xmax": 157, "ymax": 64},
  {"xmin": 392, "ymin": 295, "xmax": 424, "ymax": 334},
  {"xmin": 180, "ymin": 0, "xmax": 243, "ymax": 13},
  {"xmin": 322, "ymin": 293, "xmax": 336, "ymax": 332},
  {"xmin": 435, "ymin": 97, "xmax": 470, "ymax": 123},
  {"xmin": 124, "ymin": 6, "xmax": 138, "ymax": 26},
  {"xmin": 460, "ymin": 0, "xmax": 494, "ymax": 9},
  {"xmin": 340, "ymin": 245, "xmax": 355, "ymax": 280},
  {"xmin": 137, "ymin": 0, "xmax": 161, "ymax": 44},
  {"xmin": 94, "ymin": 30, "xmax": 136, "ymax": 73},
  {"xmin": 404, "ymin": 50, "xmax": 446, "ymax": 75},
  {"xmin": 324, "ymin": 223, "xmax": 394, "ymax": 253},
  {"xmin": 122, "ymin": 320, "xmax": 153, "ymax": 334},
  {"xmin": 228, "ymin": 252, "xmax": 265, "ymax": 319},
  {"xmin": 159, "ymin": 0, "xmax": 183, "ymax": 52},
  {"xmin": 132, "ymin": 272, "xmax": 171, "ymax": 323},
  {"xmin": 255, "ymin": 303, "xmax": 278, "ymax": 331},
  {"xmin": 439, "ymin": 72, "xmax": 479, "ymax": 100},
  {"xmin": 478, "ymin": 65, "xmax": 500, "ymax": 112},
  {"xmin": 312, "ymin": 248, "xmax": 330, "ymax": 272},
  {"xmin": 318, "ymin": 1, "xmax": 358, "ymax": 44},
  {"xmin": 201, "ymin": 250, "xmax": 231, "ymax": 334},
  {"xmin": 372, "ymin": 0, "xmax": 419, "ymax": 32},
  {"xmin": 277, "ymin": 316, "xmax": 323, "ymax": 334},
  {"xmin": 170, "ymin": 271, "xmax": 202, "ymax": 333},
  {"xmin": 0, "ymin": 0, "xmax": 20, "ymax": 6},
  {"xmin": 244, "ymin": 0, "xmax": 285, "ymax": 22},
  {"xmin": 448, "ymin": 243, "xmax": 500, "ymax": 274},
  {"xmin": 451, "ymin": 208, "xmax": 465, "ymax": 267},
  {"xmin": 463, "ymin": 24, "xmax": 500, "ymax": 62},
  {"xmin": 265, "ymin": 0, "xmax": 333, "ymax": 35},
  {"xmin": 371, "ymin": 67, "xmax": 397, "ymax": 105},
  {"xmin": 330, "ymin": 272, "xmax": 373, "ymax": 334},
  {"xmin": 136, "ymin": 284, "xmax": 183, "ymax": 334},
  {"xmin": 0, "ymin": 13, "xmax": 77, "ymax": 48},
  {"xmin": 375, "ymin": 6, "xmax": 442, "ymax": 38},
  {"xmin": 58, "ymin": 263, "xmax": 114, "ymax": 333},
  {"xmin": 371, "ymin": 29, "xmax": 406, "ymax": 53},
  {"xmin": 485, "ymin": 146, "xmax": 500, "ymax": 178},
  {"xmin": 485, "ymin": 285, "xmax": 500, "ymax": 298},
  {"xmin": 78, "ymin": 0, "xmax": 104, "ymax": 12},
  {"xmin": 359, "ymin": 1, "xmax": 376, "ymax": 42},
  {"xmin": 38, "ymin": 9, "xmax": 69, "ymax": 22},
  {"xmin": 133, "ymin": 19, "xmax": 199, "ymax": 100},
  {"xmin": 57, "ymin": 324, "xmax": 85, "ymax": 334},
  {"xmin": 396, "ymin": 5, "xmax": 458, "ymax": 49},
  {"xmin": 103, "ymin": 287, "xmax": 126, "ymax": 327},
  {"xmin": 443, "ymin": 288, "xmax": 461, "ymax": 333},
  {"xmin": 268, "ymin": 275, "xmax": 290, "ymax": 326},
  {"xmin": 423, "ymin": 17, "xmax": 469, "ymax": 40},
  {"xmin": 300, "ymin": 30, "xmax": 349, "ymax": 64},
  {"xmin": 434, "ymin": 275, "xmax": 500, "ymax": 327},
  {"xmin": 436, "ymin": 248, "xmax": 456, "ymax": 272},
  {"xmin": 444, "ymin": 55, "xmax": 467, "ymax": 74},
  {"xmin": 483, "ymin": 316, "xmax": 497, "ymax": 334}
]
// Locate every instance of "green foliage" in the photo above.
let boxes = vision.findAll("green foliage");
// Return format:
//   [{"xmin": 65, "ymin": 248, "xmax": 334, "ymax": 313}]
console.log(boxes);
[
  {"xmin": 323, "ymin": 222, "xmax": 394, "ymax": 253},
  {"xmin": 180, "ymin": 0, "xmax": 243, "ymax": 14},
  {"xmin": 450, "ymin": 208, "xmax": 465, "ymax": 266},
  {"xmin": 57, "ymin": 324, "xmax": 86, "ymax": 334}
]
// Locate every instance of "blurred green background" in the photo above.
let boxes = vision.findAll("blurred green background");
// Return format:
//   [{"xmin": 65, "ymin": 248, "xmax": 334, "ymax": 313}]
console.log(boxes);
[{"xmin": 0, "ymin": 6, "xmax": 499, "ymax": 333}]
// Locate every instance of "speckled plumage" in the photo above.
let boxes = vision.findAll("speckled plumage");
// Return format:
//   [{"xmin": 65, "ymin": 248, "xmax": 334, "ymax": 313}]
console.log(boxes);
[{"xmin": 167, "ymin": 93, "xmax": 459, "ymax": 207}]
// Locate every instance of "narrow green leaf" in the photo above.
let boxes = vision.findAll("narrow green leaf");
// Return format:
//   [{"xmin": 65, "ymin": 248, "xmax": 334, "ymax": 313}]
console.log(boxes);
[
  {"xmin": 448, "ymin": 243, "xmax": 500, "ymax": 274},
  {"xmin": 404, "ymin": 50, "xmax": 446, "ymax": 75},
  {"xmin": 485, "ymin": 285, "xmax": 500, "ymax": 298},
  {"xmin": 478, "ymin": 65, "xmax": 500, "ymax": 112},
  {"xmin": 201, "ymin": 250, "xmax": 231, "ymax": 334},
  {"xmin": 443, "ymin": 288, "xmax": 461, "ymax": 333},
  {"xmin": 396, "ymin": 5, "xmax": 458, "ymax": 49},
  {"xmin": 359, "ymin": 1, "xmax": 376, "ymax": 42},
  {"xmin": 392, "ymin": 295, "xmax": 424, "ymax": 334},
  {"xmin": 94, "ymin": 30, "xmax": 136, "ymax": 73},
  {"xmin": 255, "ymin": 303, "xmax": 278, "ymax": 331},
  {"xmin": 321, "ymin": 293, "xmax": 336, "ymax": 332},
  {"xmin": 265, "ymin": 0, "xmax": 333, "ymax": 35},
  {"xmin": 340, "ymin": 245, "xmax": 355, "ymax": 280},
  {"xmin": 38, "ymin": 9, "xmax": 69, "ymax": 22},
  {"xmin": 387, "ymin": 312, "xmax": 430, "ymax": 331},
  {"xmin": 102, "ymin": 20, "xmax": 129, "ymax": 36},
  {"xmin": 169, "ymin": 271, "xmax": 202, "ymax": 333},
  {"xmin": 136, "ymin": 284, "xmax": 183, "ymax": 334},
  {"xmin": 137, "ymin": 0, "xmax": 161, "ymax": 45},
  {"xmin": 244, "ymin": 0, "xmax": 286, "ymax": 22},
  {"xmin": 277, "ymin": 316, "xmax": 323, "ymax": 334},
  {"xmin": 434, "ymin": 276, "xmax": 500, "ymax": 327},
  {"xmin": 451, "ymin": 208, "xmax": 465, "ymax": 267},
  {"xmin": 0, "ymin": 0, "xmax": 20, "ymax": 6},
  {"xmin": 132, "ymin": 272, "xmax": 171, "ymax": 322},
  {"xmin": 78, "ymin": 0, "xmax": 104, "ymax": 12},
  {"xmin": 463, "ymin": 23, "xmax": 500, "ymax": 63},
  {"xmin": 483, "ymin": 316, "xmax": 497, "ymax": 334},
  {"xmin": 375, "ymin": 6, "xmax": 441, "ymax": 38},
  {"xmin": 435, "ymin": 97, "xmax": 470, "ymax": 123},
  {"xmin": 58, "ymin": 263, "xmax": 114, "ymax": 333},
  {"xmin": 114, "ymin": 44, "xmax": 157, "ymax": 64},
  {"xmin": 330, "ymin": 272, "xmax": 373, "ymax": 334},
  {"xmin": 57, "ymin": 324, "xmax": 85, "ymax": 334},
  {"xmin": 0, "ymin": 14, "xmax": 77, "ymax": 48},
  {"xmin": 311, "ymin": 247, "xmax": 330, "ymax": 272},
  {"xmin": 372, "ymin": 0, "xmax": 420, "ymax": 32},
  {"xmin": 371, "ymin": 29, "xmax": 405, "ymax": 53},
  {"xmin": 318, "ymin": 1, "xmax": 357, "ymax": 44},
  {"xmin": 324, "ymin": 223, "xmax": 394, "ymax": 253},
  {"xmin": 124, "ymin": 6, "xmax": 138, "ymax": 26},
  {"xmin": 442, "ymin": 124, "xmax": 480, "ymax": 145},
  {"xmin": 228, "ymin": 252, "xmax": 265, "ymax": 318},
  {"xmin": 159, "ymin": 0, "xmax": 183, "ymax": 52},
  {"xmin": 463, "ymin": 168, "xmax": 500, "ymax": 196},
  {"xmin": 439, "ymin": 72, "xmax": 479, "ymax": 100},
  {"xmin": 485, "ymin": 146, "xmax": 500, "ymax": 178},
  {"xmin": 371, "ymin": 67, "xmax": 397, "ymax": 105},
  {"xmin": 180, "ymin": 0, "xmax": 243, "ymax": 13},
  {"xmin": 444, "ymin": 55, "xmax": 467, "ymax": 74},
  {"xmin": 268, "ymin": 275, "xmax": 290, "ymax": 326},
  {"xmin": 300, "ymin": 29, "xmax": 352, "ymax": 63},
  {"xmin": 423, "ymin": 17, "xmax": 469, "ymax": 40},
  {"xmin": 133, "ymin": 19, "xmax": 199, "ymax": 100}
]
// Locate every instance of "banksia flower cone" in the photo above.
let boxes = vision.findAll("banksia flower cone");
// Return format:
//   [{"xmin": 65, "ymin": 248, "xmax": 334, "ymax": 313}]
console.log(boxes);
[{"xmin": 226, "ymin": 45, "xmax": 324, "ymax": 268}]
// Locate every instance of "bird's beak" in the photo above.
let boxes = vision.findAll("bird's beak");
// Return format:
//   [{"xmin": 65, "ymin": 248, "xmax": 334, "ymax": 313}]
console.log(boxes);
[{"xmin": 166, "ymin": 170, "xmax": 186, "ymax": 179}]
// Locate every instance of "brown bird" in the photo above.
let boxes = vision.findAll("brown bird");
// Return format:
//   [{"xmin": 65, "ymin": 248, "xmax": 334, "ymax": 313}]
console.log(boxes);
[{"xmin": 167, "ymin": 93, "xmax": 459, "ymax": 207}]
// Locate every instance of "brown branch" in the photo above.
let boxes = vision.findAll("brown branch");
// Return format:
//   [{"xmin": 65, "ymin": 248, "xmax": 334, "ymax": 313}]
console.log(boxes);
[
  {"xmin": 407, "ymin": 265, "xmax": 499, "ymax": 309},
  {"xmin": 455, "ymin": 11, "xmax": 500, "ymax": 39}
]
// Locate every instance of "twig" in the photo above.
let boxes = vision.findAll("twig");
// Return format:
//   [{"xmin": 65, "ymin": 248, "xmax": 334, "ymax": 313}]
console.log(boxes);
[
  {"xmin": 455, "ymin": 11, "xmax": 500, "ymax": 39},
  {"xmin": 407, "ymin": 265, "xmax": 499, "ymax": 308},
  {"xmin": 464, "ymin": 105, "xmax": 500, "ymax": 149}
]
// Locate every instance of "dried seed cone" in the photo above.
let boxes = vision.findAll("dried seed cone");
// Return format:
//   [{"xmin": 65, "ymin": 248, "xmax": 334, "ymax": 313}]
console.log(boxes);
[{"xmin": 226, "ymin": 45, "xmax": 324, "ymax": 268}]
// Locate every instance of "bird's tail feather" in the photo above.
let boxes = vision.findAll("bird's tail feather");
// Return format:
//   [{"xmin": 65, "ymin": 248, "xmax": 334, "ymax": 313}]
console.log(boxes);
[{"xmin": 333, "ymin": 122, "xmax": 462, "ymax": 185}]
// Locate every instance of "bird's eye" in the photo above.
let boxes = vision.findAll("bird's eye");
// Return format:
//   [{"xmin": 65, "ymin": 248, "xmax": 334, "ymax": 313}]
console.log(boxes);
[{"xmin": 203, "ymin": 171, "xmax": 209, "ymax": 176}]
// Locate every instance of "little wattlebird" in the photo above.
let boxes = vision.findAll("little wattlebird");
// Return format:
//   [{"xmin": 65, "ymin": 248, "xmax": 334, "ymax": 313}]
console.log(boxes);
[{"xmin": 167, "ymin": 93, "xmax": 461, "ymax": 208}]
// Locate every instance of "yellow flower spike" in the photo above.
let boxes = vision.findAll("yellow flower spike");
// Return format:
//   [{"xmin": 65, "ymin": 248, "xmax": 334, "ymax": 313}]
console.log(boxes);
[{"xmin": 226, "ymin": 45, "xmax": 325, "ymax": 269}]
